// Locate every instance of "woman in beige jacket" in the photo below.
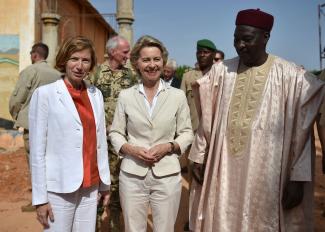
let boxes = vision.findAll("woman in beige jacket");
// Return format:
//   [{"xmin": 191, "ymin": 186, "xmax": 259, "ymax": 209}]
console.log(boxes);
[{"xmin": 109, "ymin": 35, "xmax": 193, "ymax": 232}]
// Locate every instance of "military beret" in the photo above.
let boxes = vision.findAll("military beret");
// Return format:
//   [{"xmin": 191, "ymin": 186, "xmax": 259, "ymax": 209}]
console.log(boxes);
[
  {"xmin": 197, "ymin": 39, "xmax": 217, "ymax": 52},
  {"xmin": 236, "ymin": 8, "xmax": 274, "ymax": 32}
]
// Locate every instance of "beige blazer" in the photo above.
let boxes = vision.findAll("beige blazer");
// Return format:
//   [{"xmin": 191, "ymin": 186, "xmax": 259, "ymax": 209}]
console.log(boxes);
[{"xmin": 109, "ymin": 83, "xmax": 193, "ymax": 177}]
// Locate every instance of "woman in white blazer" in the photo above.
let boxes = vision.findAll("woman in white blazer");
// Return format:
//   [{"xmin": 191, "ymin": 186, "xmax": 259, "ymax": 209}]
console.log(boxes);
[
  {"xmin": 29, "ymin": 36, "xmax": 110, "ymax": 232},
  {"xmin": 109, "ymin": 35, "xmax": 193, "ymax": 232}
]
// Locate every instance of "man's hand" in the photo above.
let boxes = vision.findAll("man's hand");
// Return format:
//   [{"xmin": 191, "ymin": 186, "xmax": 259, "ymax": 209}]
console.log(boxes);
[
  {"xmin": 192, "ymin": 162, "xmax": 205, "ymax": 185},
  {"xmin": 98, "ymin": 190, "xmax": 110, "ymax": 207},
  {"xmin": 282, "ymin": 181, "xmax": 304, "ymax": 210},
  {"xmin": 322, "ymin": 152, "xmax": 325, "ymax": 174},
  {"xmin": 36, "ymin": 203, "xmax": 54, "ymax": 229},
  {"xmin": 106, "ymin": 124, "xmax": 111, "ymax": 134}
]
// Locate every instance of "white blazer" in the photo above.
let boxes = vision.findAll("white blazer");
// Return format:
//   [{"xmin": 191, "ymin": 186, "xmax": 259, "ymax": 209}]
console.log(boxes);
[{"xmin": 29, "ymin": 79, "xmax": 110, "ymax": 206}]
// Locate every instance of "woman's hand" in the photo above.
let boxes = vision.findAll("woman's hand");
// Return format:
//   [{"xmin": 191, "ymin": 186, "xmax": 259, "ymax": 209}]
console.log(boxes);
[
  {"xmin": 148, "ymin": 143, "xmax": 172, "ymax": 162},
  {"xmin": 36, "ymin": 202, "xmax": 54, "ymax": 229},
  {"xmin": 121, "ymin": 144, "xmax": 156, "ymax": 164},
  {"xmin": 134, "ymin": 146, "xmax": 157, "ymax": 164}
]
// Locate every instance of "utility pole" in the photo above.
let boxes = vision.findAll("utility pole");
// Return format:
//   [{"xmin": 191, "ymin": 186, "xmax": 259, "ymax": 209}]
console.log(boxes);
[{"xmin": 318, "ymin": 3, "xmax": 325, "ymax": 70}]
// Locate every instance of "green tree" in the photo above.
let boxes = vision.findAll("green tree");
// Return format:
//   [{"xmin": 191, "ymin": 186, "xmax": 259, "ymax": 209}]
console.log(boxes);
[
  {"xmin": 175, "ymin": 65, "xmax": 192, "ymax": 80},
  {"xmin": 311, "ymin": 70, "xmax": 322, "ymax": 76}
]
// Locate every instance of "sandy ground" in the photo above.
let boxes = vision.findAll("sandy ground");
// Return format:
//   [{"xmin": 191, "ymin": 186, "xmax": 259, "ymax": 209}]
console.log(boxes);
[{"xmin": 0, "ymin": 146, "xmax": 324, "ymax": 232}]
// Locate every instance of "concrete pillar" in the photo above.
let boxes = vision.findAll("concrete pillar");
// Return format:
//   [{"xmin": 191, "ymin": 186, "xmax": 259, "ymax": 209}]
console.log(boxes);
[
  {"xmin": 41, "ymin": 13, "xmax": 60, "ymax": 67},
  {"xmin": 19, "ymin": 0, "xmax": 35, "ymax": 72},
  {"xmin": 116, "ymin": 0, "xmax": 134, "ymax": 46}
]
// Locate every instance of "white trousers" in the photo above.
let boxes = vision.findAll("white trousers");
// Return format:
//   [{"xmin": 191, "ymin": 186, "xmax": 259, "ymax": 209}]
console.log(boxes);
[
  {"xmin": 119, "ymin": 169, "xmax": 182, "ymax": 232},
  {"xmin": 44, "ymin": 185, "xmax": 98, "ymax": 232}
]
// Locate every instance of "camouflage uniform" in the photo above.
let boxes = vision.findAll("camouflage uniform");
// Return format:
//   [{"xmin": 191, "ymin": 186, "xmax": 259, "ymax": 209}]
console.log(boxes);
[{"xmin": 90, "ymin": 63, "xmax": 137, "ymax": 232}]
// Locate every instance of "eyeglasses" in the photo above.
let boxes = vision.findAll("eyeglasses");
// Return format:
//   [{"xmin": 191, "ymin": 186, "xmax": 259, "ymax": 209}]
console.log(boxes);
[{"xmin": 214, "ymin": 58, "xmax": 221, "ymax": 62}]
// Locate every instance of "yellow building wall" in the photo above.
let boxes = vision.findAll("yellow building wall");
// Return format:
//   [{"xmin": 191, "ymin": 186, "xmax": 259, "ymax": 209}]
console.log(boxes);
[
  {"xmin": 0, "ymin": 0, "xmax": 35, "ymax": 123},
  {"xmin": 0, "ymin": 58, "xmax": 19, "ymax": 121},
  {"xmin": 0, "ymin": 0, "xmax": 35, "ymax": 71}
]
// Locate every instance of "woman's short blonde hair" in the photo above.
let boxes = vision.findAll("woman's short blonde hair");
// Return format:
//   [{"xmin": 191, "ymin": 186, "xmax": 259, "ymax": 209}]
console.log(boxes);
[
  {"xmin": 55, "ymin": 36, "xmax": 97, "ymax": 73},
  {"xmin": 130, "ymin": 35, "xmax": 168, "ymax": 76}
]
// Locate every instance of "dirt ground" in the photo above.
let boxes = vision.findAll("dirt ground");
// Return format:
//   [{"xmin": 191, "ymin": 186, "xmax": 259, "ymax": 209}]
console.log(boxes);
[{"xmin": 0, "ymin": 145, "xmax": 325, "ymax": 232}]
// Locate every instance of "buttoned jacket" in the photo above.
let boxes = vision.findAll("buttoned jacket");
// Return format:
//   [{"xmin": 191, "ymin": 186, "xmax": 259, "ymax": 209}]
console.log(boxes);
[
  {"xmin": 29, "ymin": 79, "xmax": 111, "ymax": 205},
  {"xmin": 109, "ymin": 82, "xmax": 193, "ymax": 177}
]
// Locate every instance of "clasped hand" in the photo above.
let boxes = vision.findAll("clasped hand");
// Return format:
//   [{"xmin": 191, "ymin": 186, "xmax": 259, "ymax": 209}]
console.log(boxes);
[{"xmin": 133, "ymin": 143, "xmax": 171, "ymax": 164}]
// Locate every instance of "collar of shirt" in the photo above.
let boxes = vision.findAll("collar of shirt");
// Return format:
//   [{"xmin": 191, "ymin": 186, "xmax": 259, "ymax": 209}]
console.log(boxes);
[
  {"xmin": 63, "ymin": 78, "xmax": 86, "ymax": 92},
  {"xmin": 34, "ymin": 60, "xmax": 47, "ymax": 64},
  {"xmin": 100, "ymin": 62, "xmax": 128, "ymax": 75},
  {"xmin": 139, "ymin": 79, "xmax": 165, "ymax": 117},
  {"xmin": 165, "ymin": 77, "xmax": 174, "ymax": 86}
]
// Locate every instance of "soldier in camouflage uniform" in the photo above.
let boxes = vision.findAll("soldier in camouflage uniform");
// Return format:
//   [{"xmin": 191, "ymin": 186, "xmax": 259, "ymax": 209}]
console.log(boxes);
[{"xmin": 90, "ymin": 36, "xmax": 137, "ymax": 232}]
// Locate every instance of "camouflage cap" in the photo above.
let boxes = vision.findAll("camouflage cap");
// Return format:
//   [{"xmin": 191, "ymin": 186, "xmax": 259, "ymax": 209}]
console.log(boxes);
[{"xmin": 197, "ymin": 39, "xmax": 217, "ymax": 51}]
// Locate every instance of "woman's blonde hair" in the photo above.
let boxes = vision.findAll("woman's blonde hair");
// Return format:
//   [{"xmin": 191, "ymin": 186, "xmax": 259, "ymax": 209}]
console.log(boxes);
[
  {"xmin": 55, "ymin": 36, "xmax": 97, "ymax": 73},
  {"xmin": 130, "ymin": 35, "xmax": 168, "ymax": 76}
]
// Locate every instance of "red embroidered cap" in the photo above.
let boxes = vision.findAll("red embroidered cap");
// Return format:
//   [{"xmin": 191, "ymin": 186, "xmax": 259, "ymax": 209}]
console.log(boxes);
[{"xmin": 235, "ymin": 8, "xmax": 274, "ymax": 32}]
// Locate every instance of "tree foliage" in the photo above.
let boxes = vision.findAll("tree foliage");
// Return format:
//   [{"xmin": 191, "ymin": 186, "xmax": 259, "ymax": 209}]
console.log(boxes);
[
  {"xmin": 310, "ymin": 70, "xmax": 322, "ymax": 76},
  {"xmin": 175, "ymin": 65, "xmax": 193, "ymax": 80}
]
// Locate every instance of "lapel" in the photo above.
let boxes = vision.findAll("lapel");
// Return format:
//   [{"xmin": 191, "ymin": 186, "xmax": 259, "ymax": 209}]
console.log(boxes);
[
  {"xmin": 171, "ymin": 77, "xmax": 180, "ymax": 88},
  {"xmin": 56, "ymin": 79, "xmax": 81, "ymax": 125},
  {"xmin": 171, "ymin": 78, "xmax": 176, "ymax": 87},
  {"xmin": 151, "ymin": 83, "xmax": 169, "ymax": 120},
  {"xmin": 133, "ymin": 85, "xmax": 152, "ymax": 124}
]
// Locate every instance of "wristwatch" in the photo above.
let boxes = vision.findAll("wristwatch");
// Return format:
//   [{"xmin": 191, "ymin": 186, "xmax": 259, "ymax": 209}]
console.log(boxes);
[{"xmin": 169, "ymin": 141, "xmax": 175, "ymax": 153}]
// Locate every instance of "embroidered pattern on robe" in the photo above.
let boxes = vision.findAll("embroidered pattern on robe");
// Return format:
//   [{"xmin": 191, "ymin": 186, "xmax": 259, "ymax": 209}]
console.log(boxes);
[{"xmin": 227, "ymin": 55, "xmax": 275, "ymax": 156}]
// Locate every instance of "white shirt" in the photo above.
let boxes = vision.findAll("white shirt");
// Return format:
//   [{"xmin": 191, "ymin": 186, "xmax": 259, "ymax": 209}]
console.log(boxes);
[
  {"xmin": 164, "ymin": 77, "xmax": 174, "ymax": 86},
  {"xmin": 139, "ymin": 80, "xmax": 164, "ymax": 117}
]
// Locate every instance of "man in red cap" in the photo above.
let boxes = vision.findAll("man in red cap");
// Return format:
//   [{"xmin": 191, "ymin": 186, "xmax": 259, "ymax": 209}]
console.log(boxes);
[{"xmin": 188, "ymin": 9, "xmax": 324, "ymax": 231}]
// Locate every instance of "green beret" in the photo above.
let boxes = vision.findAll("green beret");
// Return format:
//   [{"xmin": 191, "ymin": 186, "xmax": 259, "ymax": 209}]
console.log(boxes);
[{"xmin": 197, "ymin": 39, "xmax": 217, "ymax": 51}]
